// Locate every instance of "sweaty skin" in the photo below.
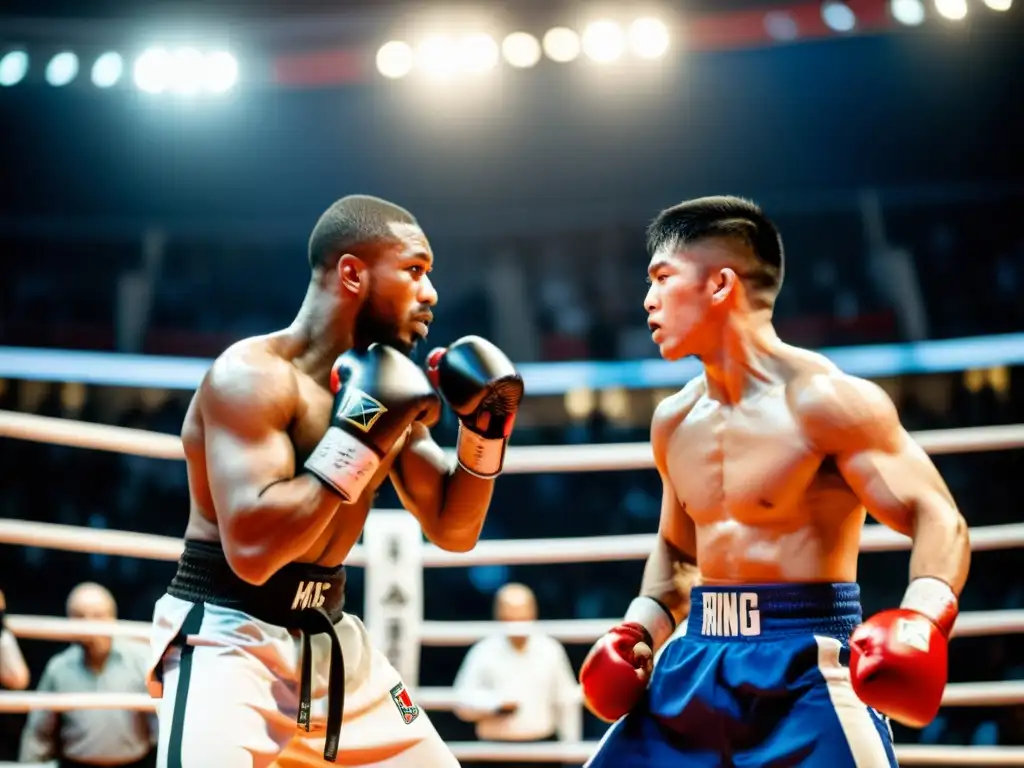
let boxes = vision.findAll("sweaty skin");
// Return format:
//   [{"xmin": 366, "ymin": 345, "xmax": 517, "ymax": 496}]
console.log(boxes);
[
  {"xmin": 641, "ymin": 342, "xmax": 969, "ymax": 626},
  {"xmin": 180, "ymin": 224, "xmax": 496, "ymax": 586}
]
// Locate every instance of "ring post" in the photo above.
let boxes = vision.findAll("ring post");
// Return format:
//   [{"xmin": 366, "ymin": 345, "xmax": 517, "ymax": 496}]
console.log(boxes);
[{"xmin": 362, "ymin": 511, "xmax": 424, "ymax": 686}]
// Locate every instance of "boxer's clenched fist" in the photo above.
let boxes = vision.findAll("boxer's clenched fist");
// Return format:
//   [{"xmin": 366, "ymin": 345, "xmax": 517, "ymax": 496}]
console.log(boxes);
[
  {"xmin": 850, "ymin": 577, "xmax": 958, "ymax": 728},
  {"xmin": 305, "ymin": 344, "xmax": 440, "ymax": 501},
  {"xmin": 426, "ymin": 336, "xmax": 523, "ymax": 478},
  {"xmin": 580, "ymin": 622, "xmax": 654, "ymax": 723}
]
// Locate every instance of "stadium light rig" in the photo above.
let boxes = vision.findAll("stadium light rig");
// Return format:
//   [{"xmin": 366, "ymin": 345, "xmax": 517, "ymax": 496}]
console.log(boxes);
[
  {"xmin": 375, "ymin": 15, "xmax": 671, "ymax": 80},
  {"xmin": 0, "ymin": 46, "xmax": 237, "ymax": 93},
  {"xmin": 890, "ymin": 0, "xmax": 927, "ymax": 26},
  {"xmin": 45, "ymin": 51, "xmax": 79, "ymax": 86},
  {"xmin": 0, "ymin": 50, "xmax": 29, "ymax": 86},
  {"xmin": 821, "ymin": 1, "xmax": 858, "ymax": 32},
  {"xmin": 92, "ymin": 52, "xmax": 125, "ymax": 88},
  {"xmin": 133, "ymin": 47, "xmax": 238, "ymax": 94},
  {"xmin": 933, "ymin": 0, "xmax": 969, "ymax": 20}
]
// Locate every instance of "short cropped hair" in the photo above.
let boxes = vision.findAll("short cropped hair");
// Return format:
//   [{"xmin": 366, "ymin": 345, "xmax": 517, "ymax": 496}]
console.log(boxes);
[
  {"xmin": 308, "ymin": 195, "xmax": 418, "ymax": 270},
  {"xmin": 646, "ymin": 195, "xmax": 785, "ymax": 300}
]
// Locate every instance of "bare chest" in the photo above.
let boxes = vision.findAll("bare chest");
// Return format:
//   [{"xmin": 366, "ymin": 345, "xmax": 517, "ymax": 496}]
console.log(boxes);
[{"xmin": 665, "ymin": 393, "xmax": 823, "ymax": 524}]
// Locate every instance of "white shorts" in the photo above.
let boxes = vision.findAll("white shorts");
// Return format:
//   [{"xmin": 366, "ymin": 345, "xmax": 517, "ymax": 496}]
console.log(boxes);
[{"xmin": 147, "ymin": 594, "xmax": 458, "ymax": 767}]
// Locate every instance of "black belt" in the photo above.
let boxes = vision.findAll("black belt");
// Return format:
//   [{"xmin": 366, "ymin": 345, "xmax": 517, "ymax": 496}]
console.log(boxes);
[{"xmin": 166, "ymin": 540, "xmax": 347, "ymax": 762}]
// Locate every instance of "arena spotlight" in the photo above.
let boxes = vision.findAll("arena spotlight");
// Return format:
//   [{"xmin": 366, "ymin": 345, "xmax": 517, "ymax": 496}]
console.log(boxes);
[
  {"xmin": 890, "ymin": 0, "xmax": 927, "ymax": 25},
  {"xmin": 542, "ymin": 27, "xmax": 582, "ymax": 63},
  {"xmin": 167, "ymin": 48, "xmax": 205, "ymax": 94},
  {"xmin": 91, "ymin": 52, "xmax": 124, "ymax": 88},
  {"xmin": 416, "ymin": 36, "xmax": 459, "ymax": 80},
  {"xmin": 582, "ymin": 20, "xmax": 625, "ymax": 63},
  {"xmin": 628, "ymin": 18, "xmax": 670, "ymax": 59},
  {"xmin": 134, "ymin": 47, "xmax": 171, "ymax": 93},
  {"xmin": 457, "ymin": 33, "xmax": 499, "ymax": 74},
  {"xmin": 0, "ymin": 50, "xmax": 29, "ymax": 86},
  {"xmin": 204, "ymin": 51, "xmax": 238, "ymax": 93},
  {"xmin": 982, "ymin": 0, "xmax": 1013, "ymax": 10},
  {"xmin": 764, "ymin": 10, "xmax": 801, "ymax": 40},
  {"xmin": 376, "ymin": 40, "xmax": 414, "ymax": 79},
  {"xmin": 933, "ymin": 0, "xmax": 968, "ymax": 19},
  {"xmin": 821, "ymin": 1, "xmax": 858, "ymax": 32},
  {"xmin": 45, "ymin": 51, "xmax": 79, "ymax": 86},
  {"xmin": 502, "ymin": 32, "xmax": 542, "ymax": 68}
]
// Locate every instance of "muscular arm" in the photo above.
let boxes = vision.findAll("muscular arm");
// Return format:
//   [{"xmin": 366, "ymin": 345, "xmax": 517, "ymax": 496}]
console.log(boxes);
[
  {"xmin": 389, "ymin": 422, "xmax": 494, "ymax": 552},
  {"xmin": 634, "ymin": 389, "xmax": 701, "ymax": 648},
  {"xmin": 202, "ymin": 351, "xmax": 344, "ymax": 584},
  {"xmin": 799, "ymin": 374, "xmax": 969, "ymax": 595}
]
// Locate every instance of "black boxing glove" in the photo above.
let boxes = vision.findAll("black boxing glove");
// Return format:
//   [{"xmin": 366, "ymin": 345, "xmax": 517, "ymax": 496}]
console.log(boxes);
[
  {"xmin": 305, "ymin": 344, "xmax": 441, "ymax": 501},
  {"xmin": 427, "ymin": 336, "xmax": 524, "ymax": 478}
]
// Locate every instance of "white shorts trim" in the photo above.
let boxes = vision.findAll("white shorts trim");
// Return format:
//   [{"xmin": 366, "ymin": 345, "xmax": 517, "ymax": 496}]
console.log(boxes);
[
  {"xmin": 149, "ymin": 594, "xmax": 457, "ymax": 767},
  {"xmin": 814, "ymin": 635, "xmax": 894, "ymax": 768}
]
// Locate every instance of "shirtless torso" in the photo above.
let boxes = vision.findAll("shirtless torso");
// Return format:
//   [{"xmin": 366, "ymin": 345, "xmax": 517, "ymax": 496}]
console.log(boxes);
[
  {"xmin": 181, "ymin": 332, "xmax": 396, "ymax": 569},
  {"xmin": 654, "ymin": 346, "xmax": 868, "ymax": 587},
  {"xmin": 177, "ymin": 329, "xmax": 475, "ymax": 584}
]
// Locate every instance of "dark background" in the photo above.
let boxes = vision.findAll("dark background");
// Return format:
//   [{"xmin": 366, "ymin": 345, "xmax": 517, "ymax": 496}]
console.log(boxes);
[{"xmin": 1, "ymin": 0, "xmax": 1023, "ymax": 760}]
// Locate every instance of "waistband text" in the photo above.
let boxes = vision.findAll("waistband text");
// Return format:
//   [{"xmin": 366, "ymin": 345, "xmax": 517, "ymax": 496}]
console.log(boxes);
[
  {"xmin": 701, "ymin": 592, "xmax": 761, "ymax": 637},
  {"xmin": 292, "ymin": 580, "xmax": 332, "ymax": 611}
]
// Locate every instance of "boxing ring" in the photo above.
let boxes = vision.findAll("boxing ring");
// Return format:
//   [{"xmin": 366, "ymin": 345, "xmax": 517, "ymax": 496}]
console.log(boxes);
[{"xmin": 2, "ymin": 408, "xmax": 1024, "ymax": 765}]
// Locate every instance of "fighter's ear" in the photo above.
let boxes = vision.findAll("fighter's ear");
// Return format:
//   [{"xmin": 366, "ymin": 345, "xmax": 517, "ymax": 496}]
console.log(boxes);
[
  {"xmin": 338, "ymin": 254, "xmax": 368, "ymax": 297},
  {"xmin": 710, "ymin": 267, "xmax": 739, "ymax": 306}
]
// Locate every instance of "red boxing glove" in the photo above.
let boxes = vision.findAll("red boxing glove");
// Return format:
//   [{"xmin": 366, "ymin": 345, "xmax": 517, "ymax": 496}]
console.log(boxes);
[
  {"xmin": 850, "ymin": 577, "xmax": 958, "ymax": 728},
  {"xmin": 580, "ymin": 622, "xmax": 652, "ymax": 723},
  {"xmin": 579, "ymin": 596, "xmax": 676, "ymax": 723}
]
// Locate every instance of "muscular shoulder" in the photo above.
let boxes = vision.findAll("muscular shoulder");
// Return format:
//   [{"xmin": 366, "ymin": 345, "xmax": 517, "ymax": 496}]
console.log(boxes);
[
  {"xmin": 651, "ymin": 377, "xmax": 705, "ymax": 472},
  {"xmin": 789, "ymin": 370, "xmax": 901, "ymax": 455},
  {"xmin": 201, "ymin": 338, "xmax": 298, "ymax": 431}
]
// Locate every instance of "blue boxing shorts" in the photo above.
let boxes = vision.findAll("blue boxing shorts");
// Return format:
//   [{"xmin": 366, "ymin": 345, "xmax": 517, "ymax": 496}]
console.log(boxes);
[{"xmin": 585, "ymin": 583, "xmax": 898, "ymax": 768}]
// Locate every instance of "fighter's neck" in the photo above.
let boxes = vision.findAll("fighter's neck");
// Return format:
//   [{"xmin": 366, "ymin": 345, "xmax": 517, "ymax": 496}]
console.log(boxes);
[
  {"xmin": 284, "ymin": 283, "xmax": 354, "ymax": 383},
  {"xmin": 700, "ymin": 313, "xmax": 782, "ymax": 405}
]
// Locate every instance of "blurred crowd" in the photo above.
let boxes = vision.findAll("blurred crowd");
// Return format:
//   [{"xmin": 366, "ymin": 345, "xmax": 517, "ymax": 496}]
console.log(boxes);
[
  {"xmin": 1, "ymin": 191, "xmax": 1024, "ymax": 763},
  {"xmin": 1, "ymin": 192, "xmax": 1023, "ymax": 362}
]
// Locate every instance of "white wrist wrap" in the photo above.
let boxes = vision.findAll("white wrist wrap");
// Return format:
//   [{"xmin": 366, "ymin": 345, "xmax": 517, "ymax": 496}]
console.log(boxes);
[
  {"xmin": 304, "ymin": 426, "xmax": 380, "ymax": 502},
  {"xmin": 456, "ymin": 424, "xmax": 506, "ymax": 478},
  {"xmin": 900, "ymin": 577, "xmax": 959, "ymax": 636},
  {"xmin": 624, "ymin": 596, "xmax": 676, "ymax": 649}
]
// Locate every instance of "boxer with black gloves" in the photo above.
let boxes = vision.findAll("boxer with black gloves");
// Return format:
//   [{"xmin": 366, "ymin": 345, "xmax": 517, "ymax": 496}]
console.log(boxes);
[{"xmin": 149, "ymin": 195, "xmax": 522, "ymax": 767}]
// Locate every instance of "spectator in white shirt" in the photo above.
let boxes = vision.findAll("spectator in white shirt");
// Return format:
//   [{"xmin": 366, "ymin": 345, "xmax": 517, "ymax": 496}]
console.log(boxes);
[{"xmin": 453, "ymin": 583, "xmax": 581, "ymax": 768}]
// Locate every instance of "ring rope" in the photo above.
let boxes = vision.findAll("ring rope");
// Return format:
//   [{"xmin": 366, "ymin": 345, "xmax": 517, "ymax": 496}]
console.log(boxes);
[
  {"xmin": 2, "ymin": 518, "xmax": 1024, "ymax": 570},
  {"xmin": 1, "ymin": 744, "xmax": 1022, "ymax": 767},
  {"xmin": 1, "ymin": 679, "xmax": 1022, "ymax": 714},
  {"xmin": 2, "ymin": 410, "xmax": 1024, "ymax": 469},
  {"xmin": 7, "ymin": 609, "xmax": 1024, "ymax": 646},
  {"xmin": 3, "ymin": 415, "xmax": 1023, "ymax": 765}
]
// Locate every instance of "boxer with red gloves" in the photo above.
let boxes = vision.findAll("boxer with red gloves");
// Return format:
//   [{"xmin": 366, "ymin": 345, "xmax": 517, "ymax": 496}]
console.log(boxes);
[{"xmin": 582, "ymin": 196, "xmax": 969, "ymax": 768}]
